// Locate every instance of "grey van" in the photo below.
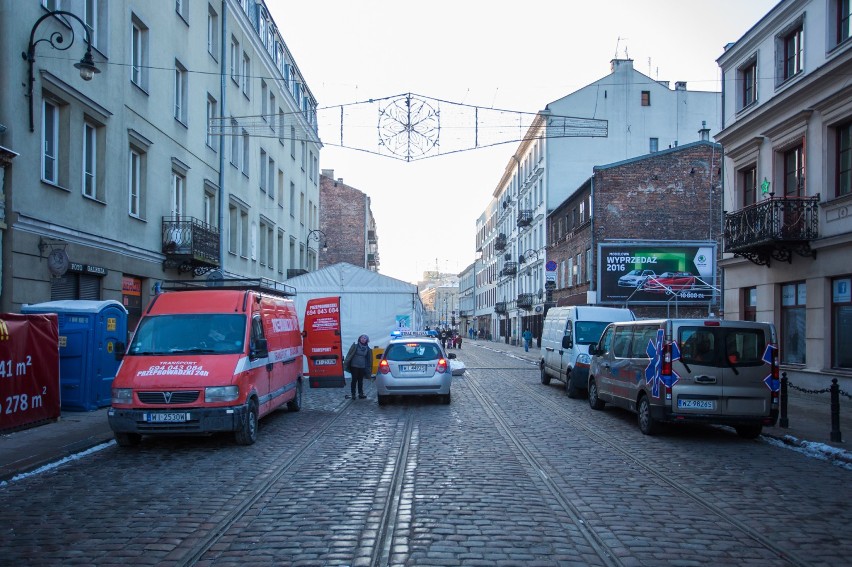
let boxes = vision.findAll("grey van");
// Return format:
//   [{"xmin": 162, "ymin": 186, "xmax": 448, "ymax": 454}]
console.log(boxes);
[{"xmin": 587, "ymin": 319, "xmax": 779, "ymax": 438}]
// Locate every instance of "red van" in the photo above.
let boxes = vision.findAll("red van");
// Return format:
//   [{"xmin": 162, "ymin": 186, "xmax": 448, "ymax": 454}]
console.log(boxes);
[{"xmin": 108, "ymin": 279, "xmax": 302, "ymax": 446}]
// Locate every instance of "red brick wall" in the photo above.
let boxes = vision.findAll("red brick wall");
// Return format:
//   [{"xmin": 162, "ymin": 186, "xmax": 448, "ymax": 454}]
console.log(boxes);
[{"xmin": 319, "ymin": 174, "xmax": 368, "ymax": 268}]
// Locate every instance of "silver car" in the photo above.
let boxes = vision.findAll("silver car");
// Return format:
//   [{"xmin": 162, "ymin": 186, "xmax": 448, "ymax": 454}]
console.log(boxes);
[{"xmin": 376, "ymin": 337, "xmax": 455, "ymax": 405}]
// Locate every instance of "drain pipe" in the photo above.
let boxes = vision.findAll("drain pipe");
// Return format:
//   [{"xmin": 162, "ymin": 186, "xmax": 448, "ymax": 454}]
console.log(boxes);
[{"xmin": 217, "ymin": 0, "xmax": 228, "ymax": 270}]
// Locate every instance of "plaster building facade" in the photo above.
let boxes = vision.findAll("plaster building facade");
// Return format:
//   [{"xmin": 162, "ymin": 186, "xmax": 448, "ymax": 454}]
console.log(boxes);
[
  {"xmin": 547, "ymin": 141, "xmax": 723, "ymax": 322},
  {"xmin": 716, "ymin": 0, "xmax": 852, "ymax": 385},
  {"xmin": 0, "ymin": 1, "xmax": 320, "ymax": 332},
  {"xmin": 317, "ymin": 170, "xmax": 379, "ymax": 274},
  {"xmin": 476, "ymin": 58, "xmax": 721, "ymax": 343}
]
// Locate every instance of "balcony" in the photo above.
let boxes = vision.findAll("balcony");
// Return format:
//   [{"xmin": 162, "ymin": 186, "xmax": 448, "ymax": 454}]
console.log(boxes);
[
  {"xmin": 517, "ymin": 209, "xmax": 533, "ymax": 228},
  {"xmin": 367, "ymin": 252, "xmax": 379, "ymax": 266},
  {"xmin": 724, "ymin": 195, "xmax": 819, "ymax": 266},
  {"xmin": 501, "ymin": 262, "xmax": 518, "ymax": 277},
  {"xmin": 494, "ymin": 301, "xmax": 507, "ymax": 314},
  {"xmin": 517, "ymin": 293, "xmax": 536, "ymax": 309},
  {"xmin": 287, "ymin": 268, "xmax": 308, "ymax": 278},
  {"xmin": 161, "ymin": 216, "xmax": 220, "ymax": 275},
  {"xmin": 368, "ymin": 230, "xmax": 377, "ymax": 243},
  {"xmin": 494, "ymin": 233, "xmax": 507, "ymax": 251}
]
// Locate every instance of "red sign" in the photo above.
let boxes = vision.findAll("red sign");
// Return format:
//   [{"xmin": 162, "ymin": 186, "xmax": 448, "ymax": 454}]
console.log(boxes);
[
  {"xmin": 0, "ymin": 314, "xmax": 61, "ymax": 431},
  {"xmin": 302, "ymin": 297, "xmax": 344, "ymax": 388}
]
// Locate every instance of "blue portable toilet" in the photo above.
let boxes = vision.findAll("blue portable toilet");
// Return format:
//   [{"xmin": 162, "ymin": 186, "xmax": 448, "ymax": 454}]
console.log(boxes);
[{"xmin": 21, "ymin": 300, "xmax": 128, "ymax": 411}]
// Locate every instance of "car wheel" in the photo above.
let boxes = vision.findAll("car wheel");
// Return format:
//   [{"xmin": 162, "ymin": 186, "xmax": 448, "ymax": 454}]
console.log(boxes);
[
  {"xmin": 114, "ymin": 432, "xmax": 142, "ymax": 447},
  {"xmin": 235, "ymin": 398, "xmax": 259, "ymax": 445},
  {"xmin": 637, "ymin": 395, "xmax": 657, "ymax": 435},
  {"xmin": 540, "ymin": 363, "xmax": 551, "ymax": 385},
  {"xmin": 377, "ymin": 394, "xmax": 388, "ymax": 406},
  {"xmin": 565, "ymin": 373, "xmax": 581, "ymax": 398},
  {"xmin": 441, "ymin": 392, "xmax": 451, "ymax": 405},
  {"xmin": 287, "ymin": 379, "xmax": 303, "ymax": 412},
  {"xmin": 588, "ymin": 378, "xmax": 605, "ymax": 410},
  {"xmin": 735, "ymin": 424, "xmax": 762, "ymax": 439}
]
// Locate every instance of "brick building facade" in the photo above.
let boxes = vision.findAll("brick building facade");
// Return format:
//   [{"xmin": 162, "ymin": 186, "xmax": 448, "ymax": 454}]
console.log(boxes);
[
  {"xmin": 547, "ymin": 140, "xmax": 723, "ymax": 319},
  {"xmin": 319, "ymin": 171, "xmax": 379, "ymax": 271}
]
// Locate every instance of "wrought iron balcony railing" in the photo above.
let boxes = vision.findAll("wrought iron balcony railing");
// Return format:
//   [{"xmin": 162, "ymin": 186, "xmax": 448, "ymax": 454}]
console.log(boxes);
[
  {"xmin": 367, "ymin": 252, "xmax": 379, "ymax": 266},
  {"xmin": 517, "ymin": 209, "xmax": 533, "ymax": 227},
  {"xmin": 368, "ymin": 230, "xmax": 377, "ymax": 243},
  {"xmin": 494, "ymin": 233, "xmax": 507, "ymax": 251},
  {"xmin": 494, "ymin": 302, "xmax": 507, "ymax": 314},
  {"xmin": 724, "ymin": 195, "xmax": 819, "ymax": 266},
  {"xmin": 161, "ymin": 216, "xmax": 220, "ymax": 275},
  {"xmin": 501, "ymin": 261, "xmax": 518, "ymax": 277},
  {"xmin": 517, "ymin": 293, "xmax": 535, "ymax": 309}
]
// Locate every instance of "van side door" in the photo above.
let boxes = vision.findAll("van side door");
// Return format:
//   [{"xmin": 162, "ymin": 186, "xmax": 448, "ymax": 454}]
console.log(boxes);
[
  {"xmin": 606, "ymin": 325, "xmax": 635, "ymax": 407},
  {"xmin": 250, "ymin": 314, "xmax": 273, "ymax": 415}
]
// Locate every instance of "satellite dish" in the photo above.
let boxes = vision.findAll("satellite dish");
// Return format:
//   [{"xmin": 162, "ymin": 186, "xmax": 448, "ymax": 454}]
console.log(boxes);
[{"xmin": 207, "ymin": 270, "xmax": 224, "ymax": 287}]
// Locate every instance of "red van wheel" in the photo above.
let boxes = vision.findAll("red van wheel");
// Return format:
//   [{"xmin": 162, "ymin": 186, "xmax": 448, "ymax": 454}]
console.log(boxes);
[
  {"xmin": 287, "ymin": 380, "xmax": 303, "ymax": 412},
  {"xmin": 235, "ymin": 399, "xmax": 259, "ymax": 445}
]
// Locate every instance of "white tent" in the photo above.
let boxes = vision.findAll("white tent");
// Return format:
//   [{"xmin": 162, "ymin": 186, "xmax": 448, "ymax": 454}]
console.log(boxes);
[{"xmin": 287, "ymin": 262, "xmax": 425, "ymax": 352}]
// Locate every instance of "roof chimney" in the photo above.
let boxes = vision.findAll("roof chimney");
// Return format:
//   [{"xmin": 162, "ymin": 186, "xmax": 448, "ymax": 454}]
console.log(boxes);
[
  {"xmin": 698, "ymin": 120, "xmax": 710, "ymax": 141},
  {"xmin": 610, "ymin": 58, "xmax": 634, "ymax": 73},
  {"xmin": 675, "ymin": 81, "xmax": 687, "ymax": 91}
]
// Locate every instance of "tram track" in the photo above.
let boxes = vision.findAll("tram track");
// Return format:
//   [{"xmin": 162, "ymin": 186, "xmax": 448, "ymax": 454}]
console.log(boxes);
[{"xmin": 468, "ymin": 361, "xmax": 810, "ymax": 567}]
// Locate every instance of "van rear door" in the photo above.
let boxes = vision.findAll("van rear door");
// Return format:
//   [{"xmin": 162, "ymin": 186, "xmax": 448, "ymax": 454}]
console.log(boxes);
[
  {"xmin": 672, "ymin": 325, "xmax": 724, "ymax": 416},
  {"xmin": 720, "ymin": 326, "xmax": 773, "ymax": 417}
]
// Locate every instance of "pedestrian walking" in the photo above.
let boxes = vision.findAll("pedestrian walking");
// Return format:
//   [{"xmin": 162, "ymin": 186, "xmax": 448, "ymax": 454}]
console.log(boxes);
[
  {"xmin": 522, "ymin": 328, "xmax": 533, "ymax": 352},
  {"xmin": 456, "ymin": 334, "xmax": 463, "ymax": 349},
  {"xmin": 343, "ymin": 334, "xmax": 373, "ymax": 399}
]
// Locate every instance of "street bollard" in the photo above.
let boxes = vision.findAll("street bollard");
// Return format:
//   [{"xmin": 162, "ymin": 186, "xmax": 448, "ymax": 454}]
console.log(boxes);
[
  {"xmin": 779, "ymin": 372, "xmax": 789, "ymax": 428},
  {"xmin": 830, "ymin": 378, "xmax": 842, "ymax": 443}
]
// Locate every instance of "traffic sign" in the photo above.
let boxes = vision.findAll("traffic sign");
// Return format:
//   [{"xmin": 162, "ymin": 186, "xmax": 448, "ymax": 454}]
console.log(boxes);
[{"xmin": 545, "ymin": 260, "xmax": 557, "ymax": 272}]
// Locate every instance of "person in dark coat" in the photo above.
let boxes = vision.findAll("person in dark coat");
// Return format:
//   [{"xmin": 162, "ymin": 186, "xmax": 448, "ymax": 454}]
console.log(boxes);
[{"xmin": 343, "ymin": 334, "xmax": 373, "ymax": 399}]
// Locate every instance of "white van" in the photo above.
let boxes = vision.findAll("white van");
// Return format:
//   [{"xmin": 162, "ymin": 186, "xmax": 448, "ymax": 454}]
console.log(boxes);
[{"xmin": 539, "ymin": 306, "xmax": 634, "ymax": 397}]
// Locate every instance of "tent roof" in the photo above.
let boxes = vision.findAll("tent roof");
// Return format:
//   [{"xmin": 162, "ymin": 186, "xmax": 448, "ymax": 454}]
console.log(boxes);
[{"xmin": 286, "ymin": 262, "xmax": 417, "ymax": 294}]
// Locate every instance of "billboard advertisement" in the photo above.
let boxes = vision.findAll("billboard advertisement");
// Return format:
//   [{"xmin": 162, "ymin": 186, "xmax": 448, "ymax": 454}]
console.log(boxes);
[{"xmin": 597, "ymin": 242, "xmax": 716, "ymax": 305}]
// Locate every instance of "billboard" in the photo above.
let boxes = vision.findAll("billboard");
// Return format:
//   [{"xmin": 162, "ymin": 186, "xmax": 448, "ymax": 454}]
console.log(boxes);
[{"xmin": 597, "ymin": 241, "xmax": 716, "ymax": 305}]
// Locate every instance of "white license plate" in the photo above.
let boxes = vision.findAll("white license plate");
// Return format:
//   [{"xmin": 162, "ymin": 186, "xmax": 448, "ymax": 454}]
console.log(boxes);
[
  {"xmin": 314, "ymin": 359, "xmax": 336, "ymax": 365},
  {"xmin": 144, "ymin": 412, "xmax": 190, "ymax": 423},
  {"xmin": 677, "ymin": 399, "xmax": 715, "ymax": 410},
  {"xmin": 400, "ymin": 364, "xmax": 426, "ymax": 373}
]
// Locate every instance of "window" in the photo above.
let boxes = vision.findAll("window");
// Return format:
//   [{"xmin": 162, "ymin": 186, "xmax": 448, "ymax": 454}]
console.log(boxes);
[
  {"xmin": 741, "ymin": 166, "xmax": 757, "ymax": 206},
  {"xmin": 175, "ymin": 0, "xmax": 188, "ymax": 21},
  {"xmin": 278, "ymin": 108, "xmax": 285, "ymax": 143},
  {"xmin": 82, "ymin": 121, "xmax": 98, "ymax": 198},
  {"xmin": 780, "ymin": 282, "xmax": 806, "ymax": 364},
  {"xmin": 299, "ymin": 191, "xmax": 305, "ymax": 225},
  {"xmin": 241, "ymin": 53, "xmax": 251, "ymax": 98},
  {"xmin": 837, "ymin": 122, "xmax": 851, "ymax": 198},
  {"xmin": 290, "ymin": 125, "xmax": 296, "ymax": 158},
  {"xmin": 174, "ymin": 61, "xmax": 188, "ymax": 124},
  {"xmin": 228, "ymin": 203, "xmax": 238, "ymax": 253},
  {"xmin": 42, "ymin": 100, "xmax": 59, "ymax": 184},
  {"xmin": 779, "ymin": 23, "xmax": 804, "ymax": 83},
  {"xmin": 743, "ymin": 287, "xmax": 757, "ymax": 321},
  {"xmin": 259, "ymin": 149, "xmax": 267, "ymax": 193},
  {"xmin": 230, "ymin": 36, "xmax": 239, "ymax": 83},
  {"xmin": 641, "ymin": 91, "xmax": 650, "ymax": 106},
  {"xmin": 203, "ymin": 183, "xmax": 217, "ymax": 227},
  {"xmin": 290, "ymin": 182, "xmax": 296, "ymax": 217},
  {"xmin": 261, "ymin": 81, "xmax": 268, "ymax": 121},
  {"xmin": 739, "ymin": 59, "xmax": 757, "ymax": 109},
  {"xmin": 301, "ymin": 141, "xmax": 306, "ymax": 171},
  {"xmin": 567, "ymin": 258, "xmax": 574, "ymax": 287},
  {"xmin": 230, "ymin": 118, "xmax": 239, "ymax": 167},
  {"xmin": 277, "ymin": 169, "xmax": 284, "ymax": 207},
  {"xmin": 170, "ymin": 171, "xmax": 186, "ymax": 225},
  {"xmin": 128, "ymin": 147, "xmax": 144, "ymax": 218},
  {"xmin": 783, "ymin": 144, "xmax": 805, "ymax": 196},
  {"xmin": 206, "ymin": 95, "xmax": 217, "ymax": 149},
  {"xmin": 240, "ymin": 208, "xmax": 249, "ymax": 257},
  {"xmin": 277, "ymin": 230, "xmax": 285, "ymax": 274},
  {"xmin": 269, "ymin": 93, "xmax": 276, "ymax": 131},
  {"xmin": 837, "ymin": 0, "xmax": 852, "ymax": 47},
  {"xmin": 259, "ymin": 219, "xmax": 269, "ymax": 266},
  {"xmin": 832, "ymin": 277, "xmax": 852, "ymax": 368},
  {"xmin": 207, "ymin": 4, "xmax": 219, "ymax": 58},
  {"xmin": 586, "ymin": 248, "xmax": 592, "ymax": 283},
  {"xmin": 242, "ymin": 129, "xmax": 250, "ymax": 176},
  {"xmin": 130, "ymin": 16, "xmax": 148, "ymax": 89},
  {"xmin": 266, "ymin": 224, "xmax": 274, "ymax": 268},
  {"xmin": 649, "ymin": 138, "xmax": 658, "ymax": 153},
  {"xmin": 268, "ymin": 156, "xmax": 275, "ymax": 199}
]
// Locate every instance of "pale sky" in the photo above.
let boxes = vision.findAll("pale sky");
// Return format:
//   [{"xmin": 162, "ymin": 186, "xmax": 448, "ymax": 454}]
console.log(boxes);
[{"xmin": 272, "ymin": 0, "xmax": 780, "ymax": 285}]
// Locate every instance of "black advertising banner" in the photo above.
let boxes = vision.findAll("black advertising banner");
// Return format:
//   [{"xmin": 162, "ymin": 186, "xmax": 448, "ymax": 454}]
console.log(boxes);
[{"xmin": 597, "ymin": 242, "xmax": 716, "ymax": 305}]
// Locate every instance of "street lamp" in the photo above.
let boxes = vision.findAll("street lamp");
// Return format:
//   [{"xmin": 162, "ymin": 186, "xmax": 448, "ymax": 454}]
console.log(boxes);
[
  {"xmin": 518, "ymin": 249, "xmax": 539, "ymax": 264},
  {"xmin": 24, "ymin": 10, "xmax": 101, "ymax": 132},
  {"xmin": 306, "ymin": 229, "xmax": 328, "ymax": 253}
]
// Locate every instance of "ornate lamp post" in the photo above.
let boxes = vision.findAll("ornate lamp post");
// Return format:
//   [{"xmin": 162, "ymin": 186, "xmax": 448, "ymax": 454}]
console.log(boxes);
[
  {"xmin": 24, "ymin": 10, "xmax": 101, "ymax": 132},
  {"xmin": 305, "ymin": 229, "xmax": 327, "ymax": 270}
]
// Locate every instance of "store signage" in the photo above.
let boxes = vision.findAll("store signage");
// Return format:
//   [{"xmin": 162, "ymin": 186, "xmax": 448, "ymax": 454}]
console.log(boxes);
[{"xmin": 68, "ymin": 263, "xmax": 107, "ymax": 276}]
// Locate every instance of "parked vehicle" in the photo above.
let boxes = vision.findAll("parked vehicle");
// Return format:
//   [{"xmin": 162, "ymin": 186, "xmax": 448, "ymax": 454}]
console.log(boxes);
[
  {"xmin": 376, "ymin": 334, "xmax": 456, "ymax": 405},
  {"xmin": 108, "ymin": 279, "xmax": 303, "ymax": 447},
  {"xmin": 641, "ymin": 271, "xmax": 696, "ymax": 293},
  {"xmin": 617, "ymin": 269, "xmax": 657, "ymax": 288},
  {"xmin": 539, "ymin": 306, "xmax": 635, "ymax": 398},
  {"xmin": 587, "ymin": 318, "xmax": 779, "ymax": 438}
]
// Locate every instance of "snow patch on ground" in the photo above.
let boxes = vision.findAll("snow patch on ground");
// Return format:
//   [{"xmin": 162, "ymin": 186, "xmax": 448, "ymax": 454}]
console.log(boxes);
[{"xmin": 0, "ymin": 441, "xmax": 115, "ymax": 487}]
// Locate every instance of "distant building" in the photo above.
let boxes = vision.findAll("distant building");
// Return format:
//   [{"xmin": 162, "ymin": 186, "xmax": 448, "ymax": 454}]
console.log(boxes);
[
  {"xmin": 547, "ymin": 141, "xmax": 723, "ymax": 320},
  {"xmin": 477, "ymin": 58, "xmax": 721, "ymax": 343},
  {"xmin": 318, "ymin": 170, "xmax": 379, "ymax": 272},
  {"xmin": 716, "ymin": 0, "xmax": 852, "ymax": 383}
]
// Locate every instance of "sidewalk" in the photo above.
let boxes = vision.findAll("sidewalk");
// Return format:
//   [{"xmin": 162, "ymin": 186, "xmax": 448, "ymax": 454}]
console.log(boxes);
[
  {"xmin": 463, "ymin": 339, "xmax": 852, "ymax": 464},
  {"xmin": 2, "ymin": 342, "xmax": 850, "ymax": 483}
]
